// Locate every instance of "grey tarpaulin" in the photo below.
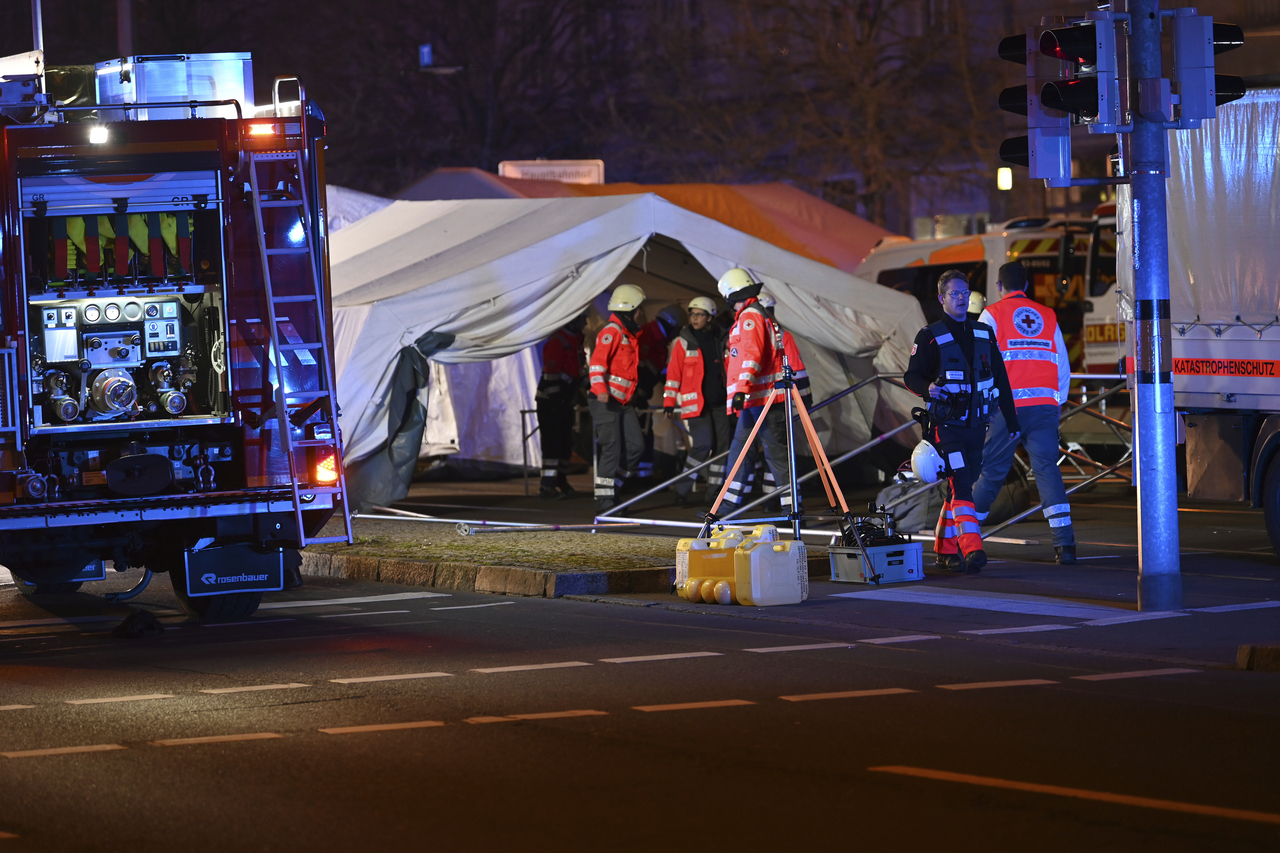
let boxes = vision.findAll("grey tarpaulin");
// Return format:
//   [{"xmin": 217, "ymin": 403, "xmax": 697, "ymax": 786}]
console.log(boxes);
[{"xmin": 345, "ymin": 331, "xmax": 455, "ymax": 511}]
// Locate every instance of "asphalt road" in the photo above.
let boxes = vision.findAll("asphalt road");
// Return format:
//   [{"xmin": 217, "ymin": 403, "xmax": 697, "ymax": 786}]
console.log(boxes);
[{"xmin": 1, "ymin": 564, "xmax": 1278, "ymax": 852}]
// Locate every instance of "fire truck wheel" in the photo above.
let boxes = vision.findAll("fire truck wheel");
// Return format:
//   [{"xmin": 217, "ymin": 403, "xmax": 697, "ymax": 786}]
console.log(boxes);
[
  {"xmin": 1264, "ymin": 453, "xmax": 1280, "ymax": 559},
  {"xmin": 11, "ymin": 576, "xmax": 83, "ymax": 596},
  {"xmin": 168, "ymin": 570, "xmax": 263, "ymax": 622}
]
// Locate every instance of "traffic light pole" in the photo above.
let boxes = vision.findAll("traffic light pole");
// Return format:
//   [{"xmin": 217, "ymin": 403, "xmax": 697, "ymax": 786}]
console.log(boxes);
[{"xmin": 1128, "ymin": 0, "xmax": 1182, "ymax": 610}]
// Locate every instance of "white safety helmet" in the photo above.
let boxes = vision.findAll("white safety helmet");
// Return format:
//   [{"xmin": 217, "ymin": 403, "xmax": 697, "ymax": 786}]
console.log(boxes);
[
  {"xmin": 607, "ymin": 284, "xmax": 647, "ymax": 313},
  {"xmin": 688, "ymin": 296, "xmax": 717, "ymax": 316},
  {"xmin": 910, "ymin": 440, "xmax": 946, "ymax": 484},
  {"xmin": 716, "ymin": 267, "xmax": 761, "ymax": 302},
  {"xmin": 967, "ymin": 291, "xmax": 987, "ymax": 315}
]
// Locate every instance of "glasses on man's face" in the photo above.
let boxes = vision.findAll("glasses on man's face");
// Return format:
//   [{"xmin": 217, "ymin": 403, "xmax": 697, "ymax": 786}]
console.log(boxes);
[
  {"xmin": 944, "ymin": 289, "xmax": 970, "ymax": 300},
  {"xmin": 689, "ymin": 311, "xmax": 710, "ymax": 319}
]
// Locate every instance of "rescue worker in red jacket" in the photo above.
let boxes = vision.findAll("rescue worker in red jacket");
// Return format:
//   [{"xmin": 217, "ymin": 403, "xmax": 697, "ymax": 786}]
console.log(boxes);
[
  {"xmin": 662, "ymin": 296, "xmax": 730, "ymax": 505},
  {"xmin": 588, "ymin": 284, "xmax": 646, "ymax": 512},
  {"xmin": 717, "ymin": 269, "xmax": 794, "ymax": 512},
  {"xmin": 536, "ymin": 311, "xmax": 587, "ymax": 499},
  {"xmin": 744, "ymin": 292, "xmax": 812, "ymax": 501},
  {"xmin": 973, "ymin": 261, "xmax": 1076, "ymax": 563},
  {"xmin": 905, "ymin": 270, "xmax": 1020, "ymax": 573}
]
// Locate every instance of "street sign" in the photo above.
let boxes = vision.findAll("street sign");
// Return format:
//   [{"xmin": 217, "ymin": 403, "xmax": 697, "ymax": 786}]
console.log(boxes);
[{"xmin": 498, "ymin": 160, "xmax": 605, "ymax": 185}]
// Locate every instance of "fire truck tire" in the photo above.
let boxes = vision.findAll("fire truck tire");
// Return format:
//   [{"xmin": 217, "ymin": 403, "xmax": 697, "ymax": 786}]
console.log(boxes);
[
  {"xmin": 11, "ymin": 576, "xmax": 83, "ymax": 596},
  {"xmin": 1264, "ymin": 453, "xmax": 1280, "ymax": 558},
  {"xmin": 168, "ymin": 570, "xmax": 263, "ymax": 622}
]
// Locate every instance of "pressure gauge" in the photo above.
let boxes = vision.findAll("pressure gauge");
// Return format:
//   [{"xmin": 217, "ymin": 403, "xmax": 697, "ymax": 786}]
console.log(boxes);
[
  {"xmin": 104, "ymin": 303, "xmax": 121, "ymax": 322},
  {"xmin": 83, "ymin": 304, "xmax": 101, "ymax": 323}
]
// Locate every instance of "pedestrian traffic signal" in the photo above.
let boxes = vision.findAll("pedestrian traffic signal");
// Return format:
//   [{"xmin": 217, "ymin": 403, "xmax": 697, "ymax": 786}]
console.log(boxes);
[
  {"xmin": 1038, "ymin": 15, "xmax": 1121, "ymax": 132},
  {"xmin": 998, "ymin": 30, "xmax": 1072, "ymax": 187},
  {"xmin": 1171, "ymin": 11, "xmax": 1245, "ymax": 127}
]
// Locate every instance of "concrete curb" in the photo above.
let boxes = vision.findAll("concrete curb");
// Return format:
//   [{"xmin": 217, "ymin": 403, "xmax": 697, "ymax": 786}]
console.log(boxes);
[
  {"xmin": 1236, "ymin": 643, "xmax": 1280, "ymax": 671},
  {"xmin": 299, "ymin": 551, "xmax": 676, "ymax": 598}
]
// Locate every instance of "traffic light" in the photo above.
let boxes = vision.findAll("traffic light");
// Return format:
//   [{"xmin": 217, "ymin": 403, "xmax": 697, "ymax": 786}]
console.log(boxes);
[
  {"xmin": 998, "ymin": 29, "xmax": 1072, "ymax": 187},
  {"xmin": 1171, "ymin": 11, "xmax": 1245, "ymax": 127},
  {"xmin": 1038, "ymin": 13, "xmax": 1121, "ymax": 133}
]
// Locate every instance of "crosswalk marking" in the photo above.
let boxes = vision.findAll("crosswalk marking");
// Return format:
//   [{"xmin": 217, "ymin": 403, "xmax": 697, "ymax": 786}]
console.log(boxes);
[
  {"xmin": 1071, "ymin": 668, "xmax": 1198, "ymax": 682},
  {"xmin": 320, "ymin": 721, "xmax": 445, "ymax": 734},
  {"xmin": 780, "ymin": 688, "xmax": 915, "ymax": 702},
  {"xmin": 938, "ymin": 679, "xmax": 1057, "ymax": 691}
]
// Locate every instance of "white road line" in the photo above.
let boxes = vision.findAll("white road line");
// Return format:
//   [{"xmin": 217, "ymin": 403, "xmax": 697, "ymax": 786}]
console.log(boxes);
[
  {"xmin": 959, "ymin": 624, "xmax": 1078, "ymax": 636},
  {"xmin": 600, "ymin": 652, "xmax": 723, "ymax": 663},
  {"xmin": 466, "ymin": 710, "xmax": 608, "ymax": 723},
  {"xmin": 1081, "ymin": 612, "xmax": 1190, "ymax": 626},
  {"xmin": 152, "ymin": 732, "xmax": 282, "ymax": 746},
  {"xmin": 860, "ymin": 635, "xmax": 941, "ymax": 645},
  {"xmin": 320, "ymin": 720, "xmax": 446, "ymax": 734},
  {"xmin": 780, "ymin": 688, "xmax": 916, "ymax": 702},
  {"xmin": 833, "ymin": 588, "xmax": 1117, "ymax": 619},
  {"xmin": 3, "ymin": 744, "xmax": 126, "ymax": 758},
  {"xmin": 633, "ymin": 700, "xmax": 755, "ymax": 712},
  {"xmin": 938, "ymin": 679, "xmax": 1058, "ymax": 691},
  {"xmin": 0, "ymin": 705, "xmax": 35, "ymax": 711},
  {"xmin": 744, "ymin": 642, "xmax": 855, "ymax": 653},
  {"xmin": 1072, "ymin": 668, "xmax": 1199, "ymax": 682},
  {"xmin": 330, "ymin": 672, "xmax": 452, "ymax": 684},
  {"xmin": 259, "ymin": 592, "xmax": 450, "ymax": 611},
  {"xmin": 66, "ymin": 694, "xmax": 175, "ymax": 705},
  {"xmin": 201, "ymin": 618, "xmax": 295, "ymax": 628},
  {"xmin": 472, "ymin": 661, "xmax": 592, "ymax": 674},
  {"xmin": 318, "ymin": 610, "xmax": 411, "ymax": 618},
  {"xmin": 0, "ymin": 635, "xmax": 58, "ymax": 642},
  {"xmin": 1074, "ymin": 555, "xmax": 1122, "ymax": 560},
  {"xmin": 198, "ymin": 683, "xmax": 310, "ymax": 695},
  {"xmin": 431, "ymin": 602, "xmax": 516, "ymax": 611},
  {"xmin": 1191, "ymin": 601, "xmax": 1280, "ymax": 614}
]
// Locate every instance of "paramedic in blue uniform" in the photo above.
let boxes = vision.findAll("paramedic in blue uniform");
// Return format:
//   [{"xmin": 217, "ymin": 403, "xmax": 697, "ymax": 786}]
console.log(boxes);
[{"xmin": 904, "ymin": 270, "xmax": 1020, "ymax": 574}]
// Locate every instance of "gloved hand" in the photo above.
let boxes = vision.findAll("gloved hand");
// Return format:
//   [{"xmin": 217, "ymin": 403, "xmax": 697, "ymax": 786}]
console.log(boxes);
[
  {"xmin": 663, "ymin": 405, "xmax": 675, "ymax": 419},
  {"xmin": 732, "ymin": 392, "xmax": 746, "ymax": 414}
]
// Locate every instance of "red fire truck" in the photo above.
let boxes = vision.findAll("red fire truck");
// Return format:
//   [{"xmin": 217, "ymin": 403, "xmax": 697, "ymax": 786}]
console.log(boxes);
[{"xmin": 0, "ymin": 53, "xmax": 351, "ymax": 619}]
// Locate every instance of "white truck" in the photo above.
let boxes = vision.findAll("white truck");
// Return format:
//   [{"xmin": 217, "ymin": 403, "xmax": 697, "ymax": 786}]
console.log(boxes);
[
  {"xmin": 1112, "ymin": 86, "xmax": 1280, "ymax": 555},
  {"xmin": 857, "ymin": 87, "xmax": 1280, "ymax": 557}
]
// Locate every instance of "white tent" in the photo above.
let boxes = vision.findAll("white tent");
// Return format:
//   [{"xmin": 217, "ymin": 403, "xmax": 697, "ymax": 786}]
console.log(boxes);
[{"xmin": 329, "ymin": 193, "xmax": 925, "ymax": 502}]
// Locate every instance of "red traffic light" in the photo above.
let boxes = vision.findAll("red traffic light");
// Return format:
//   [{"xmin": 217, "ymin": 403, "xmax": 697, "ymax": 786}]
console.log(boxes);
[{"xmin": 1039, "ymin": 24, "xmax": 1099, "ymax": 65}]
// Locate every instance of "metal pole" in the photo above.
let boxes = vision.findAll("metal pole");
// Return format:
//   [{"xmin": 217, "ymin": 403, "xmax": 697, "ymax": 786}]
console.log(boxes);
[
  {"xmin": 782, "ymin": 359, "xmax": 801, "ymax": 539},
  {"xmin": 596, "ymin": 373, "xmax": 896, "ymax": 519},
  {"xmin": 117, "ymin": 0, "xmax": 133, "ymax": 56},
  {"xmin": 1128, "ymin": 0, "xmax": 1181, "ymax": 610},
  {"xmin": 721, "ymin": 419, "xmax": 918, "ymax": 519},
  {"xmin": 984, "ymin": 450, "xmax": 1133, "ymax": 538}
]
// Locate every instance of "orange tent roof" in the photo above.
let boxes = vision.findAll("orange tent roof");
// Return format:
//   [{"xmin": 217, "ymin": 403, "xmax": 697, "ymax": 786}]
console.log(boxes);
[{"xmin": 397, "ymin": 168, "xmax": 895, "ymax": 274}]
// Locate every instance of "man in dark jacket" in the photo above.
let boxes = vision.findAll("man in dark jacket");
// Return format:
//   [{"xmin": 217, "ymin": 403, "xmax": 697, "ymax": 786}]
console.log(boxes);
[{"xmin": 904, "ymin": 270, "xmax": 1020, "ymax": 574}]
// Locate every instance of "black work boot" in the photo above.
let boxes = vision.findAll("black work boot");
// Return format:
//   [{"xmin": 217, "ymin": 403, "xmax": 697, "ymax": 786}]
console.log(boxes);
[
  {"xmin": 963, "ymin": 549, "xmax": 987, "ymax": 574},
  {"xmin": 1055, "ymin": 545, "xmax": 1077, "ymax": 565},
  {"xmin": 935, "ymin": 554, "xmax": 964, "ymax": 573}
]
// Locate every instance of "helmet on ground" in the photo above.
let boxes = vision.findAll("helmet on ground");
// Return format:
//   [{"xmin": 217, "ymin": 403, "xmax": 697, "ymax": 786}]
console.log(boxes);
[
  {"xmin": 967, "ymin": 291, "xmax": 986, "ymax": 315},
  {"xmin": 688, "ymin": 296, "xmax": 717, "ymax": 316},
  {"xmin": 910, "ymin": 440, "xmax": 946, "ymax": 484},
  {"xmin": 716, "ymin": 268, "xmax": 762, "ymax": 304},
  {"xmin": 756, "ymin": 292, "xmax": 776, "ymax": 309},
  {"xmin": 607, "ymin": 284, "xmax": 647, "ymax": 313}
]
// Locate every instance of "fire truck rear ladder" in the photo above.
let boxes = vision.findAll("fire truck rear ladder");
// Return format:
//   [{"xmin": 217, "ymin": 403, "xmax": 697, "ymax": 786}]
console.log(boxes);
[{"xmin": 248, "ymin": 149, "xmax": 353, "ymax": 548}]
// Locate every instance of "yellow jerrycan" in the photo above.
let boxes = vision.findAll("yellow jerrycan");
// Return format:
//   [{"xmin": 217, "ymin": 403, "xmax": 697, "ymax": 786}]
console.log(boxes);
[{"xmin": 676, "ymin": 525, "xmax": 777, "ymax": 605}]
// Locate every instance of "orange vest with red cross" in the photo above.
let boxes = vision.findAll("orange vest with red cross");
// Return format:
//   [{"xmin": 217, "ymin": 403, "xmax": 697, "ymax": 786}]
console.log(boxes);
[
  {"xmin": 588, "ymin": 314, "xmax": 640, "ymax": 403},
  {"xmin": 725, "ymin": 299, "xmax": 785, "ymax": 413},
  {"xmin": 985, "ymin": 291, "xmax": 1062, "ymax": 408}
]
